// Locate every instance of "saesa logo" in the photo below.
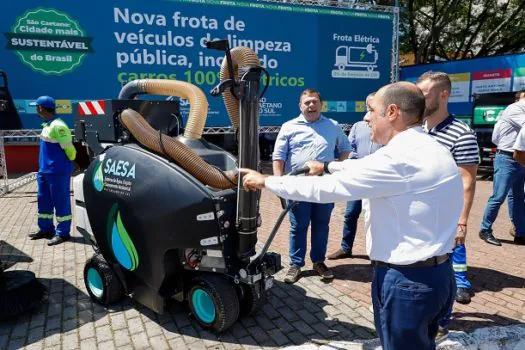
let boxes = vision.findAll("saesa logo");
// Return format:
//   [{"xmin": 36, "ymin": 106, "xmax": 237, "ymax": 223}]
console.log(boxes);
[
  {"xmin": 92, "ymin": 157, "xmax": 136, "ymax": 192},
  {"xmin": 104, "ymin": 158, "xmax": 136, "ymax": 178}
]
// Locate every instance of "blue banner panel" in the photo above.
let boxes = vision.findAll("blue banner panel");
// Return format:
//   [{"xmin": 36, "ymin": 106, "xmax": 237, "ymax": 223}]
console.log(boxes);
[
  {"xmin": 400, "ymin": 53, "xmax": 525, "ymax": 119},
  {"xmin": 1, "ymin": 0, "xmax": 393, "ymax": 129}
]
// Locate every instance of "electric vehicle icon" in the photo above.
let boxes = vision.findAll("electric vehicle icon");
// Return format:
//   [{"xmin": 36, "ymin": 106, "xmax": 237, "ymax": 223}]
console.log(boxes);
[{"xmin": 335, "ymin": 43, "xmax": 378, "ymax": 72}]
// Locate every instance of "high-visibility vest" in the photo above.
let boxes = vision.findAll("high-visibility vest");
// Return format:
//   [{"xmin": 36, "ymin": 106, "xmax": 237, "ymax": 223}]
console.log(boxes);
[{"xmin": 39, "ymin": 117, "xmax": 76, "ymax": 174}]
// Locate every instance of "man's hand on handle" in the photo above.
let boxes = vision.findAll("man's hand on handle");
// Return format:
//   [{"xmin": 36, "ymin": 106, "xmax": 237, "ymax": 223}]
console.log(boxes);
[
  {"xmin": 240, "ymin": 161, "xmax": 326, "ymax": 192},
  {"xmin": 239, "ymin": 168, "xmax": 267, "ymax": 191},
  {"xmin": 304, "ymin": 160, "xmax": 325, "ymax": 176}
]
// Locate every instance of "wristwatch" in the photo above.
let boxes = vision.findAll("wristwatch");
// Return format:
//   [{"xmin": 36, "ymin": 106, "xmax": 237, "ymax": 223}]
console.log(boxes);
[{"xmin": 323, "ymin": 161, "xmax": 330, "ymax": 174}]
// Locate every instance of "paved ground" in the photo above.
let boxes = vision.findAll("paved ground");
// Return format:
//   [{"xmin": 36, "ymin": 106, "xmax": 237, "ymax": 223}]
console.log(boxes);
[{"xmin": 0, "ymin": 172, "xmax": 524, "ymax": 349}]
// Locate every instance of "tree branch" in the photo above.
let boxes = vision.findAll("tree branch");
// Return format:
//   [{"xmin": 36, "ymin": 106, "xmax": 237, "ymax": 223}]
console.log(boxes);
[
  {"xmin": 479, "ymin": 1, "xmax": 525, "ymax": 54},
  {"xmin": 461, "ymin": 0, "xmax": 494, "ymax": 58},
  {"xmin": 454, "ymin": 0, "xmax": 473, "ymax": 59}
]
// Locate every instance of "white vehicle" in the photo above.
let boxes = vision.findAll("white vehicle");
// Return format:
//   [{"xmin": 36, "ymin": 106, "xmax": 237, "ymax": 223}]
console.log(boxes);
[{"xmin": 335, "ymin": 44, "xmax": 378, "ymax": 72}]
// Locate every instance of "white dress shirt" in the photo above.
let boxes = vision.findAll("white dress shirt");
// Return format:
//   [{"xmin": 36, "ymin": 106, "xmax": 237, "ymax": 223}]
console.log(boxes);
[
  {"xmin": 266, "ymin": 127, "xmax": 463, "ymax": 265},
  {"xmin": 491, "ymin": 100, "xmax": 525, "ymax": 151},
  {"xmin": 513, "ymin": 126, "xmax": 525, "ymax": 151}
]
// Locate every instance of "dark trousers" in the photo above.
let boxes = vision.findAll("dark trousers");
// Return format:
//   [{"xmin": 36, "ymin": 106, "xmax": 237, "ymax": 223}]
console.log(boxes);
[
  {"xmin": 341, "ymin": 200, "xmax": 362, "ymax": 253},
  {"xmin": 288, "ymin": 201, "xmax": 334, "ymax": 267},
  {"xmin": 372, "ymin": 260, "xmax": 455, "ymax": 350},
  {"xmin": 37, "ymin": 172, "xmax": 72, "ymax": 237},
  {"xmin": 480, "ymin": 153, "xmax": 525, "ymax": 235}
]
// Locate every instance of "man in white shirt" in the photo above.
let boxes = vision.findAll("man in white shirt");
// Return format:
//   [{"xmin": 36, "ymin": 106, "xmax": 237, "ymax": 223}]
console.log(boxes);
[
  {"xmin": 513, "ymin": 126, "xmax": 525, "ymax": 166},
  {"xmin": 479, "ymin": 90, "xmax": 525, "ymax": 246},
  {"xmin": 241, "ymin": 82, "xmax": 463, "ymax": 349}
]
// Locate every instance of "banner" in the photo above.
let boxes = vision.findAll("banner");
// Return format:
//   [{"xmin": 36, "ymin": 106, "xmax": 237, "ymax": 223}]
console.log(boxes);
[
  {"xmin": 400, "ymin": 53, "xmax": 525, "ymax": 121},
  {"xmin": 1, "ymin": 0, "xmax": 394, "ymax": 129}
]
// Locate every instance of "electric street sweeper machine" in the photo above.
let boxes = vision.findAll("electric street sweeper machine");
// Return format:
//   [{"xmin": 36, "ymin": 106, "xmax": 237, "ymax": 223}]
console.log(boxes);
[{"xmin": 73, "ymin": 42, "xmax": 282, "ymax": 332}]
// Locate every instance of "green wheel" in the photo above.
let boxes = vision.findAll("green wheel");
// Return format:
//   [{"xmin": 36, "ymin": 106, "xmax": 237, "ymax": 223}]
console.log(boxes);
[
  {"xmin": 84, "ymin": 254, "xmax": 124, "ymax": 305},
  {"xmin": 192, "ymin": 289, "xmax": 216, "ymax": 323},
  {"xmin": 86, "ymin": 267, "xmax": 104, "ymax": 298},
  {"xmin": 188, "ymin": 274, "xmax": 240, "ymax": 332}
]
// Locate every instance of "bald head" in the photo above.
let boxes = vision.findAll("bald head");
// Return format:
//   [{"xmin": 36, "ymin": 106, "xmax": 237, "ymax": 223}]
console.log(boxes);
[{"xmin": 377, "ymin": 82, "xmax": 425, "ymax": 123}]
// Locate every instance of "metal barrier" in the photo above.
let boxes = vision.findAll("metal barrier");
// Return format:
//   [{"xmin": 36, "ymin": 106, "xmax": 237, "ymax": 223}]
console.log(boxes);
[{"xmin": 0, "ymin": 130, "xmax": 40, "ymax": 196}]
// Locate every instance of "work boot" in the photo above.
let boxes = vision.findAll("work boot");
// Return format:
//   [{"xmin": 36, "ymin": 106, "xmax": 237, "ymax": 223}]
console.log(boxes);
[
  {"xmin": 455, "ymin": 287, "xmax": 472, "ymax": 304},
  {"xmin": 284, "ymin": 266, "xmax": 301, "ymax": 284},
  {"xmin": 28, "ymin": 231, "xmax": 55, "ymax": 240},
  {"xmin": 514, "ymin": 236, "xmax": 525, "ymax": 245},
  {"xmin": 47, "ymin": 236, "xmax": 70, "ymax": 246},
  {"xmin": 509, "ymin": 226, "xmax": 516, "ymax": 237},
  {"xmin": 313, "ymin": 262, "xmax": 334, "ymax": 281},
  {"xmin": 327, "ymin": 248, "xmax": 352, "ymax": 260},
  {"xmin": 479, "ymin": 230, "xmax": 501, "ymax": 246}
]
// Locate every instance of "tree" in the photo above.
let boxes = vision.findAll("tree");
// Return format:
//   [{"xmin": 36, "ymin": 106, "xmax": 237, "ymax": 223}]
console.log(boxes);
[{"xmin": 399, "ymin": 0, "xmax": 525, "ymax": 64}]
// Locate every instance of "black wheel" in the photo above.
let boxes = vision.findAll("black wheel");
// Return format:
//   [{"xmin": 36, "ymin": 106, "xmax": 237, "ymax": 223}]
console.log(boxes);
[
  {"xmin": 0, "ymin": 270, "xmax": 46, "ymax": 321},
  {"xmin": 238, "ymin": 283, "xmax": 267, "ymax": 316},
  {"xmin": 84, "ymin": 254, "xmax": 124, "ymax": 305},
  {"xmin": 188, "ymin": 274, "xmax": 240, "ymax": 332}
]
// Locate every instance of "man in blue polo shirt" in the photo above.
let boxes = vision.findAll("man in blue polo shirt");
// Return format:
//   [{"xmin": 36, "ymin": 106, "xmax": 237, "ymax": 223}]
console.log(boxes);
[
  {"xmin": 273, "ymin": 88, "xmax": 350, "ymax": 283},
  {"xmin": 28, "ymin": 96, "xmax": 76, "ymax": 246}
]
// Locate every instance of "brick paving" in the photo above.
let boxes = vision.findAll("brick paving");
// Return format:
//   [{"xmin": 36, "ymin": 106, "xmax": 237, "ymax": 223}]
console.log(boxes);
[{"xmin": 0, "ymin": 173, "xmax": 524, "ymax": 349}]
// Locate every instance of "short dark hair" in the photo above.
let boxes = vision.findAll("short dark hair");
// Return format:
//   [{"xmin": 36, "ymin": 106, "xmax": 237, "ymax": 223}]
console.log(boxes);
[
  {"xmin": 516, "ymin": 90, "xmax": 525, "ymax": 101},
  {"xmin": 382, "ymin": 83, "xmax": 425, "ymax": 122},
  {"xmin": 416, "ymin": 71, "xmax": 452, "ymax": 93},
  {"xmin": 300, "ymin": 88, "xmax": 322, "ymax": 101},
  {"xmin": 41, "ymin": 106, "xmax": 56, "ymax": 114}
]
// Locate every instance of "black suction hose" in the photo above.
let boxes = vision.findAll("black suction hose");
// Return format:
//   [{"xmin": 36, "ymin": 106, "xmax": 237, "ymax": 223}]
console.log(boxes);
[{"xmin": 246, "ymin": 166, "xmax": 310, "ymax": 270}]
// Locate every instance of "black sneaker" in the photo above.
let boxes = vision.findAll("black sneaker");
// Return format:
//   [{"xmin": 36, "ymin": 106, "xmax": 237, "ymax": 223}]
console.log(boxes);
[
  {"xmin": 479, "ymin": 230, "xmax": 502, "ymax": 246},
  {"xmin": 47, "ymin": 236, "xmax": 70, "ymax": 246},
  {"xmin": 284, "ymin": 266, "xmax": 301, "ymax": 284},
  {"xmin": 313, "ymin": 262, "xmax": 334, "ymax": 280},
  {"xmin": 28, "ymin": 231, "xmax": 55, "ymax": 240},
  {"xmin": 455, "ymin": 287, "xmax": 472, "ymax": 304},
  {"xmin": 514, "ymin": 236, "xmax": 525, "ymax": 245}
]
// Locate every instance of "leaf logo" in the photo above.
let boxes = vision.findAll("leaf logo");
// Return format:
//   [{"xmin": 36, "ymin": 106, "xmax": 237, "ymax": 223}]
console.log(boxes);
[
  {"xmin": 107, "ymin": 204, "xmax": 139, "ymax": 271},
  {"xmin": 93, "ymin": 162, "xmax": 104, "ymax": 192}
]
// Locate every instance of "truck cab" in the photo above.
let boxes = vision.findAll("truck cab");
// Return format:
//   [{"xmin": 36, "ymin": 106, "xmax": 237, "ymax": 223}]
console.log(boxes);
[{"xmin": 471, "ymin": 92, "xmax": 516, "ymax": 176}]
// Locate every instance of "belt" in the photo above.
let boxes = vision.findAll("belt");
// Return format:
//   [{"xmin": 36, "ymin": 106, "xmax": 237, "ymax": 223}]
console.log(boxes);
[
  {"xmin": 496, "ymin": 149, "xmax": 513, "ymax": 157},
  {"xmin": 371, "ymin": 254, "xmax": 449, "ymax": 268}
]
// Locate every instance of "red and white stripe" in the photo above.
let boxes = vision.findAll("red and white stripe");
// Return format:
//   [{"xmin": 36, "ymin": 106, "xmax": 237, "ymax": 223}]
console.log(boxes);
[{"xmin": 78, "ymin": 100, "xmax": 106, "ymax": 116}]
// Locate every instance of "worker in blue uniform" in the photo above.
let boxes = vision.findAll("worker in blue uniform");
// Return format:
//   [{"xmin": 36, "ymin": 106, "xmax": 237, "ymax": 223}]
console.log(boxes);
[{"xmin": 28, "ymin": 96, "xmax": 76, "ymax": 246}]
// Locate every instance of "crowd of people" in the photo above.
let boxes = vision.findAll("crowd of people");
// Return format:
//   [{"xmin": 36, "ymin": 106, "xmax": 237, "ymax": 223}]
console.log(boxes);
[{"xmin": 241, "ymin": 72, "xmax": 525, "ymax": 349}]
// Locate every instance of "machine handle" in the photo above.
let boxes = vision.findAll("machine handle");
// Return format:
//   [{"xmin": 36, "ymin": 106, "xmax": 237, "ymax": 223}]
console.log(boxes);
[
  {"xmin": 248, "ymin": 165, "xmax": 312, "ymax": 270},
  {"xmin": 288, "ymin": 166, "xmax": 310, "ymax": 176},
  {"xmin": 278, "ymin": 166, "xmax": 310, "ymax": 209},
  {"xmin": 206, "ymin": 40, "xmax": 236, "ymax": 86}
]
